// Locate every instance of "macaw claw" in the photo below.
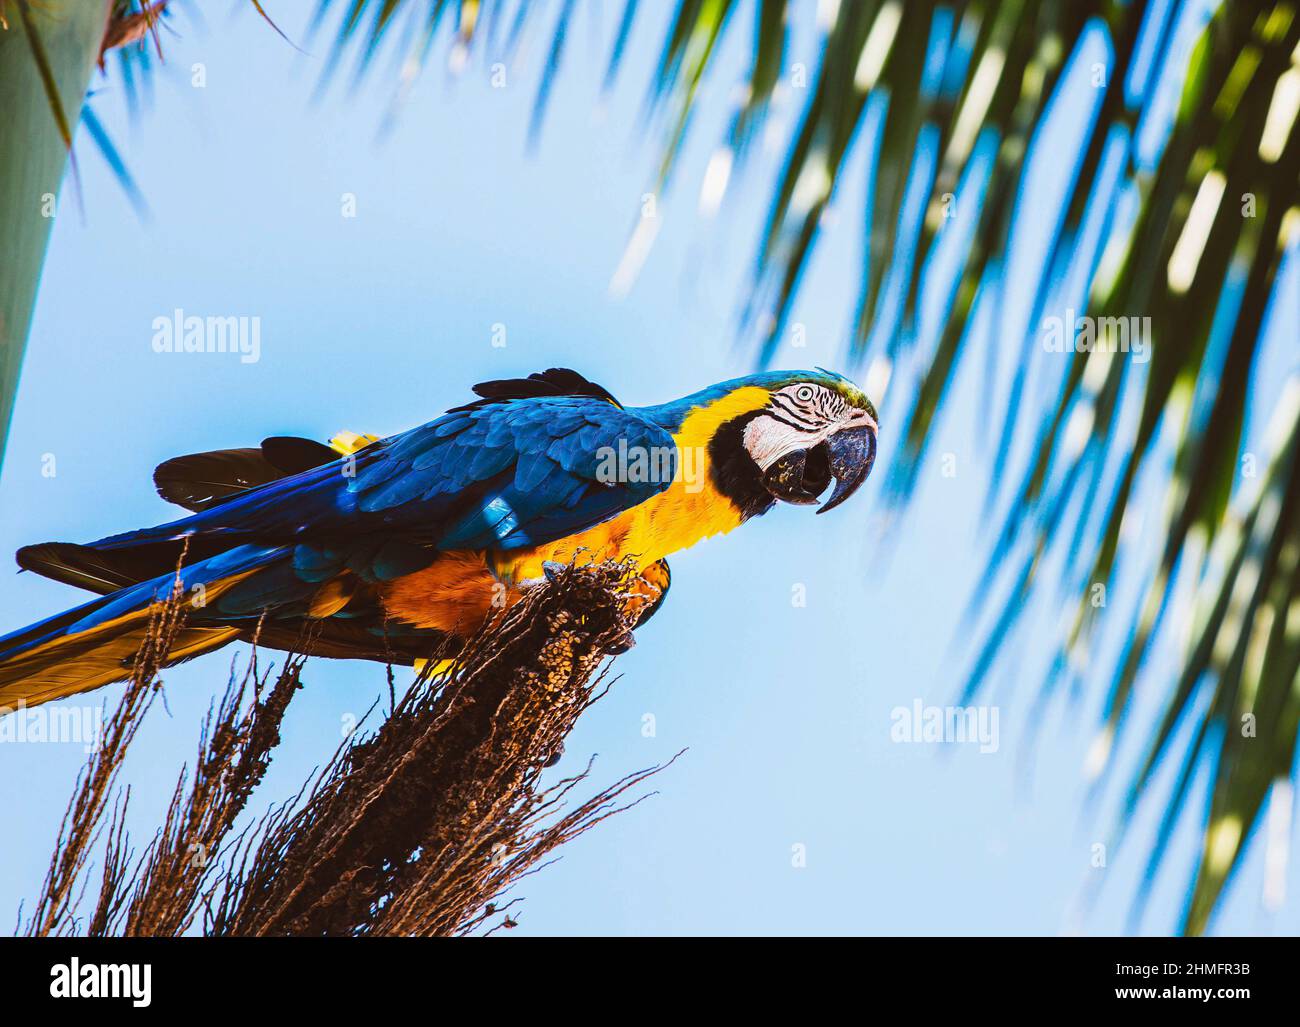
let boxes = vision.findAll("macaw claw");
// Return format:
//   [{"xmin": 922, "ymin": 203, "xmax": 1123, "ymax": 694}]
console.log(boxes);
[{"xmin": 605, "ymin": 630, "xmax": 636, "ymax": 655}]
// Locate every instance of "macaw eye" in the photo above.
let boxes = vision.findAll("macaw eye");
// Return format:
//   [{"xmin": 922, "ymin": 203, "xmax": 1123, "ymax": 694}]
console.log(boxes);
[{"xmin": 795, "ymin": 385, "xmax": 815, "ymax": 402}]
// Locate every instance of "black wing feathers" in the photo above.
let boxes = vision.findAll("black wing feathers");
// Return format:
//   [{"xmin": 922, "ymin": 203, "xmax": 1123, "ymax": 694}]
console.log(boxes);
[
  {"xmin": 450, "ymin": 367, "xmax": 621, "ymax": 411},
  {"xmin": 154, "ymin": 437, "xmax": 341, "ymax": 512}
]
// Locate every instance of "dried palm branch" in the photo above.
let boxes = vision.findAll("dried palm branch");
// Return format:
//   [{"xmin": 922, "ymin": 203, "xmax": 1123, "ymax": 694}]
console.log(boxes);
[{"xmin": 25, "ymin": 561, "xmax": 676, "ymax": 937}]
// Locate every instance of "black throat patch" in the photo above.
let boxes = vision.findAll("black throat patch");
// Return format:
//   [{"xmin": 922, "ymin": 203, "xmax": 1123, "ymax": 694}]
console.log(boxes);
[{"xmin": 707, "ymin": 413, "xmax": 777, "ymax": 521}]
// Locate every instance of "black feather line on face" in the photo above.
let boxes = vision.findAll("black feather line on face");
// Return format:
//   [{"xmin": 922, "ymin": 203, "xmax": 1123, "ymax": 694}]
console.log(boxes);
[{"xmin": 708, "ymin": 413, "xmax": 777, "ymax": 521}]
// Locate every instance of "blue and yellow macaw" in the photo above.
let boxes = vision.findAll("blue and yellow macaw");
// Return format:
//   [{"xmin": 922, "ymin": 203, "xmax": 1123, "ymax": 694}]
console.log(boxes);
[{"xmin": 0, "ymin": 368, "xmax": 877, "ymax": 708}]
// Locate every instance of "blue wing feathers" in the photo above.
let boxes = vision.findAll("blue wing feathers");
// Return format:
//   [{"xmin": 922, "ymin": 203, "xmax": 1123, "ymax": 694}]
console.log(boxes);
[{"xmin": 78, "ymin": 395, "xmax": 675, "ymax": 581}]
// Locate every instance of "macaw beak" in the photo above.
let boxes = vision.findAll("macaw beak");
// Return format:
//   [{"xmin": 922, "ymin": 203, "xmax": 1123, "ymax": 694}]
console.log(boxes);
[
  {"xmin": 761, "ymin": 421, "xmax": 877, "ymax": 513},
  {"xmin": 816, "ymin": 423, "xmax": 876, "ymax": 514}
]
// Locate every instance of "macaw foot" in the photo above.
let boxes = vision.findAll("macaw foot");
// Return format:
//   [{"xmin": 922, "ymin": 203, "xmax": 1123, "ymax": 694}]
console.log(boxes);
[
  {"xmin": 604, "ymin": 629, "xmax": 636, "ymax": 655},
  {"xmin": 536, "ymin": 560, "xmax": 640, "ymax": 654}
]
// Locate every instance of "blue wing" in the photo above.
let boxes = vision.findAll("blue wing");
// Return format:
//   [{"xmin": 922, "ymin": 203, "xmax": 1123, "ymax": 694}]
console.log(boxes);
[{"xmin": 91, "ymin": 395, "xmax": 677, "ymax": 563}]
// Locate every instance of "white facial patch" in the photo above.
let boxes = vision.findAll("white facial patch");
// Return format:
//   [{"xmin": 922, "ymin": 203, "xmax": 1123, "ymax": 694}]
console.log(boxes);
[
  {"xmin": 742, "ymin": 414, "xmax": 835, "ymax": 471},
  {"xmin": 741, "ymin": 382, "xmax": 878, "ymax": 470}
]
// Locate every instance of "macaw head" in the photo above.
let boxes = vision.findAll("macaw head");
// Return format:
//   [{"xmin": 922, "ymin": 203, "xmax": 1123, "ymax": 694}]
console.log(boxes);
[
  {"xmin": 734, "ymin": 368, "xmax": 878, "ymax": 514},
  {"xmin": 646, "ymin": 368, "xmax": 878, "ymax": 517}
]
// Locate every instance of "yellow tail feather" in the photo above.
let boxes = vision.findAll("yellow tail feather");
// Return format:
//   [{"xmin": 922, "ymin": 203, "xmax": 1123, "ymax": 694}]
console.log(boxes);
[{"xmin": 0, "ymin": 613, "xmax": 242, "ymax": 710}]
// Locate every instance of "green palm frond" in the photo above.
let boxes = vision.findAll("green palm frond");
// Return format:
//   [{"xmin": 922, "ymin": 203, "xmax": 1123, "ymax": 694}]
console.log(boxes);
[{"xmin": 0, "ymin": 0, "xmax": 114, "ymax": 471}]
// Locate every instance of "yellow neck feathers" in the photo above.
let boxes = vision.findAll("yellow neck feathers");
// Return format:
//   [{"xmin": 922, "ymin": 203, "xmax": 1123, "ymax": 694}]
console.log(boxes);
[{"xmin": 505, "ymin": 385, "xmax": 772, "ymax": 579}]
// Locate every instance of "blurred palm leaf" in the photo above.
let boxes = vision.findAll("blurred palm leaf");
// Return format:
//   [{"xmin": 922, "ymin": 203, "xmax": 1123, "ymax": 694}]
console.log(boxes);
[
  {"xmin": 0, "ymin": 0, "xmax": 115, "ymax": 472},
  {"xmin": 0, "ymin": 0, "xmax": 182, "ymax": 471}
]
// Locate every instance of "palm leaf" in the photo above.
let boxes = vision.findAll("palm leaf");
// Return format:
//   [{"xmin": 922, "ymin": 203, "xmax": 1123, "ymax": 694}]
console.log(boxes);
[{"xmin": 0, "ymin": 0, "xmax": 113, "ymax": 472}]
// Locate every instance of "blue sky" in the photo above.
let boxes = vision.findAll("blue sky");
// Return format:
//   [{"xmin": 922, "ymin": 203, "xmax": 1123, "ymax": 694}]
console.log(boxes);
[{"xmin": 0, "ymin": 1, "xmax": 1296, "ymax": 936}]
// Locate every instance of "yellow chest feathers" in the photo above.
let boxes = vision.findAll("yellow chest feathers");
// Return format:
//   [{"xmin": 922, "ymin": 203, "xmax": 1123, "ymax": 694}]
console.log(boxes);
[{"xmin": 500, "ymin": 386, "xmax": 770, "ymax": 580}]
